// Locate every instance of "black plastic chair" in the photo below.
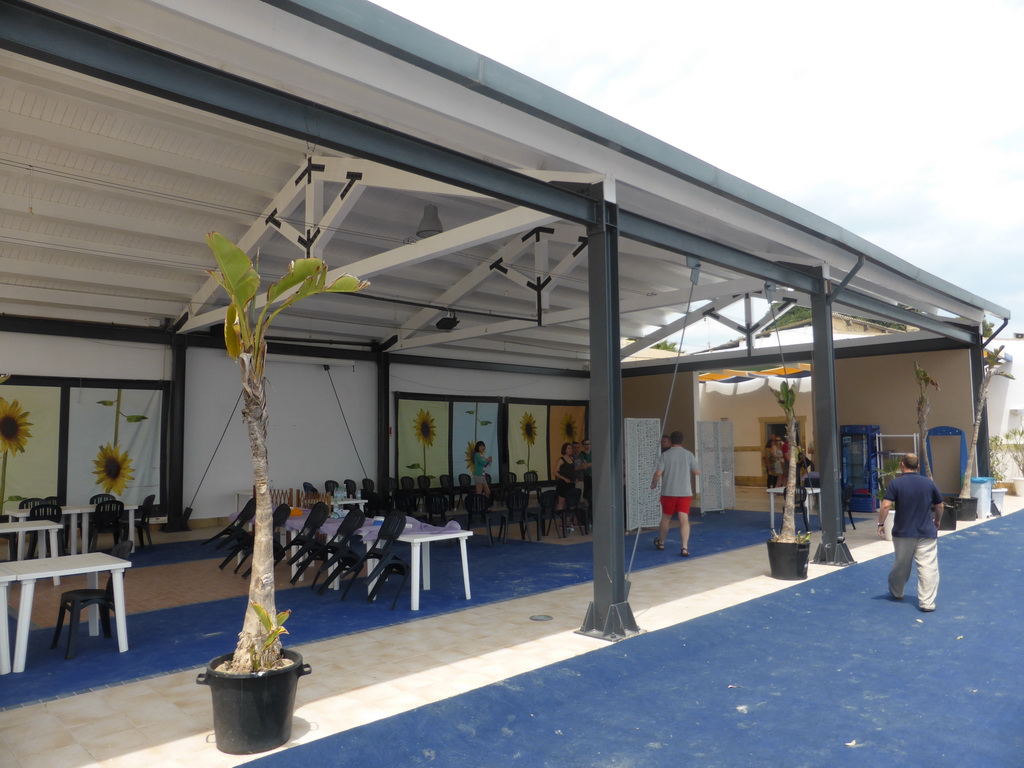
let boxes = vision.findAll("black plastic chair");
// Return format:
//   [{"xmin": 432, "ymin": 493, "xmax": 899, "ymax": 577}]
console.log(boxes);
[
  {"xmin": 501, "ymin": 489, "xmax": 530, "ymax": 544},
  {"xmin": 303, "ymin": 482, "xmax": 318, "ymax": 494},
  {"xmin": 439, "ymin": 474, "xmax": 458, "ymax": 510},
  {"xmin": 416, "ymin": 475, "xmax": 432, "ymax": 510},
  {"xmin": 285, "ymin": 502, "xmax": 332, "ymax": 581},
  {"xmin": 794, "ymin": 486, "xmax": 811, "ymax": 532},
  {"xmin": 841, "ymin": 485, "xmax": 856, "ymax": 531},
  {"xmin": 202, "ymin": 497, "xmax": 256, "ymax": 548},
  {"xmin": 324, "ymin": 480, "xmax": 340, "ymax": 496},
  {"xmin": 90, "ymin": 494, "xmax": 115, "ymax": 504},
  {"xmin": 310, "ymin": 510, "xmax": 367, "ymax": 593},
  {"xmin": 89, "ymin": 499, "xmax": 125, "ymax": 551},
  {"xmin": 344, "ymin": 479, "xmax": 358, "ymax": 499},
  {"xmin": 523, "ymin": 470, "xmax": 541, "ymax": 506},
  {"xmin": 50, "ymin": 540, "xmax": 133, "ymax": 660},
  {"xmin": 26, "ymin": 502, "xmax": 65, "ymax": 558},
  {"xmin": 462, "ymin": 493, "xmax": 490, "ymax": 534},
  {"xmin": 124, "ymin": 494, "xmax": 156, "ymax": 548},
  {"xmin": 424, "ymin": 492, "xmax": 449, "ymax": 526},
  {"xmin": 361, "ymin": 478, "xmax": 375, "ymax": 497},
  {"xmin": 341, "ymin": 510, "xmax": 409, "ymax": 609},
  {"xmin": 537, "ymin": 489, "xmax": 559, "ymax": 538}
]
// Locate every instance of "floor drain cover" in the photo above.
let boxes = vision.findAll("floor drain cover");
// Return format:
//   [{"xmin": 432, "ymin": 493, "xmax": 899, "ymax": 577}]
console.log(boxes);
[{"xmin": 530, "ymin": 614, "xmax": 553, "ymax": 621}]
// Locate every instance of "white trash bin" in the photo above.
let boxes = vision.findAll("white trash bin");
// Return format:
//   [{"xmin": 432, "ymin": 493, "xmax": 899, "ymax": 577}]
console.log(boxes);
[
  {"xmin": 991, "ymin": 487, "xmax": 1007, "ymax": 515},
  {"xmin": 970, "ymin": 477, "xmax": 994, "ymax": 520}
]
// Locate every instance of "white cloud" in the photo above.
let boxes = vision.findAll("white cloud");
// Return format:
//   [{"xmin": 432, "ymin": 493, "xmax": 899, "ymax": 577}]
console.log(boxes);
[{"xmin": 372, "ymin": 0, "xmax": 1024, "ymax": 320}]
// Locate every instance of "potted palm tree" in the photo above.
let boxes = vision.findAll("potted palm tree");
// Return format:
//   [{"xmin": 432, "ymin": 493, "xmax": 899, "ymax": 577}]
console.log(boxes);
[
  {"xmin": 194, "ymin": 233, "xmax": 368, "ymax": 755},
  {"xmin": 947, "ymin": 346, "xmax": 1013, "ymax": 522},
  {"xmin": 766, "ymin": 380, "xmax": 810, "ymax": 580}
]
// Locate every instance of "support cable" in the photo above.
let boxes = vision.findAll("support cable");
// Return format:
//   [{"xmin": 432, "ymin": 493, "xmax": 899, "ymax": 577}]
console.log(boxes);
[
  {"xmin": 325, "ymin": 365, "xmax": 368, "ymax": 480},
  {"xmin": 626, "ymin": 262, "xmax": 700, "ymax": 576},
  {"xmin": 186, "ymin": 390, "xmax": 242, "ymax": 511}
]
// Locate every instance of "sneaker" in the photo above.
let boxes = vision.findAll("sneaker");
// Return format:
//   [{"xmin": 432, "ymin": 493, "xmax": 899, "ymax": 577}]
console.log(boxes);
[{"xmin": 919, "ymin": 606, "xmax": 936, "ymax": 612}]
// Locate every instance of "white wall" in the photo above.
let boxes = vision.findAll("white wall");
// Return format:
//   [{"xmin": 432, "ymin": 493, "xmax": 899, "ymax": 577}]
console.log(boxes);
[
  {"xmin": 184, "ymin": 347, "xmax": 378, "ymax": 522},
  {"xmin": 0, "ymin": 330, "xmax": 170, "ymax": 379}
]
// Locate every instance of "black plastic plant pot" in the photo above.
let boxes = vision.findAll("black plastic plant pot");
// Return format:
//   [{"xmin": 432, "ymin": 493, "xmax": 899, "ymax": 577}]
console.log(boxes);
[
  {"xmin": 196, "ymin": 649, "xmax": 312, "ymax": 755},
  {"xmin": 940, "ymin": 496, "xmax": 968, "ymax": 528},
  {"xmin": 766, "ymin": 540, "xmax": 810, "ymax": 580}
]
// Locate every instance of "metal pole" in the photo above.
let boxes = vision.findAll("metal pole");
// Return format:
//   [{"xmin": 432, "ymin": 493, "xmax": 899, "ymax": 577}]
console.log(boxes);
[{"xmin": 577, "ymin": 179, "xmax": 640, "ymax": 641}]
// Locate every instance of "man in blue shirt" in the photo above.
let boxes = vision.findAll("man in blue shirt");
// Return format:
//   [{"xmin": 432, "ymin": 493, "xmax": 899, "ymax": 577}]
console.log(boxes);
[{"xmin": 877, "ymin": 453, "xmax": 944, "ymax": 612}]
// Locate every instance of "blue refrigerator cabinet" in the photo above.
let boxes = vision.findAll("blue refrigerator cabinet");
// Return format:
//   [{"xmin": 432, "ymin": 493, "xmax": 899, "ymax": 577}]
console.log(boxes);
[{"xmin": 841, "ymin": 425, "xmax": 880, "ymax": 512}]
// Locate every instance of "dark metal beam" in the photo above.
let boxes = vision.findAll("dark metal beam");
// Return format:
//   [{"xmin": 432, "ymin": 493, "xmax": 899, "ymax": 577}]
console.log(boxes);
[{"xmin": 0, "ymin": 1, "xmax": 597, "ymax": 226}]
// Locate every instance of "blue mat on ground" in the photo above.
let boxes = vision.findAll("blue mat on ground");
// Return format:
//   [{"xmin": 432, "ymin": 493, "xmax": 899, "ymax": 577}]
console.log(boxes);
[
  {"xmin": 249, "ymin": 513, "xmax": 1024, "ymax": 768},
  {"xmin": 0, "ymin": 508, "xmax": 840, "ymax": 709}
]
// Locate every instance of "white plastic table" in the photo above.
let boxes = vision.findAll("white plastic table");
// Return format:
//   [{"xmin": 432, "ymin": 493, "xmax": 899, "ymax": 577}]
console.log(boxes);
[
  {"xmin": 766, "ymin": 486, "xmax": 820, "ymax": 531},
  {"xmin": 0, "ymin": 520, "xmax": 63, "ymax": 562},
  {"xmin": 402, "ymin": 529, "xmax": 473, "ymax": 611},
  {"xmin": 4, "ymin": 553, "xmax": 132, "ymax": 673},
  {"xmin": 10, "ymin": 505, "xmax": 138, "ymax": 555}
]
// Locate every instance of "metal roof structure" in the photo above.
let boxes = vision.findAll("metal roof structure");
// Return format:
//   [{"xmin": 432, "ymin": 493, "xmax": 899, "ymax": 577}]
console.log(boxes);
[{"xmin": 0, "ymin": 0, "xmax": 1009, "ymax": 373}]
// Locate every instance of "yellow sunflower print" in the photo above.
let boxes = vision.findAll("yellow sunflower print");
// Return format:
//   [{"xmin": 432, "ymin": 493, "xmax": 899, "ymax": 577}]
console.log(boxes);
[
  {"xmin": 559, "ymin": 412, "xmax": 579, "ymax": 442},
  {"xmin": 413, "ymin": 409, "xmax": 436, "ymax": 447},
  {"xmin": 0, "ymin": 397, "xmax": 33, "ymax": 454},
  {"xmin": 464, "ymin": 441, "xmax": 476, "ymax": 471},
  {"xmin": 93, "ymin": 442, "xmax": 134, "ymax": 495},
  {"xmin": 520, "ymin": 412, "xmax": 537, "ymax": 445}
]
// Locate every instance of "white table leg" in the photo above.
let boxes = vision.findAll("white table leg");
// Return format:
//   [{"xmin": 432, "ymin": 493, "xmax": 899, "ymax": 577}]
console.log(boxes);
[
  {"xmin": 126, "ymin": 509, "xmax": 136, "ymax": 553},
  {"xmin": 459, "ymin": 537, "xmax": 471, "ymax": 600},
  {"xmin": 111, "ymin": 570, "xmax": 129, "ymax": 652},
  {"xmin": 68, "ymin": 511, "xmax": 80, "ymax": 555},
  {"xmin": 0, "ymin": 583, "xmax": 10, "ymax": 675},
  {"xmin": 769, "ymin": 493, "xmax": 776, "ymax": 531},
  {"xmin": 16, "ymin": 531, "xmax": 26, "ymax": 561},
  {"xmin": 421, "ymin": 541, "xmax": 431, "ymax": 591},
  {"xmin": 12, "ymin": 578, "xmax": 36, "ymax": 673},
  {"xmin": 410, "ymin": 541, "xmax": 421, "ymax": 611}
]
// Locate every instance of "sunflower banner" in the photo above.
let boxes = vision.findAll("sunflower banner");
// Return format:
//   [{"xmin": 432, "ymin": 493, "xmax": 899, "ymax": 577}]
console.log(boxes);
[
  {"xmin": 451, "ymin": 401, "xmax": 499, "ymax": 482},
  {"xmin": 396, "ymin": 398, "xmax": 451, "ymax": 482},
  {"xmin": 548, "ymin": 403, "xmax": 586, "ymax": 476},
  {"xmin": 0, "ymin": 385, "xmax": 60, "ymax": 511},
  {"xmin": 507, "ymin": 402, "xmax": 549, "ymax": 481}
]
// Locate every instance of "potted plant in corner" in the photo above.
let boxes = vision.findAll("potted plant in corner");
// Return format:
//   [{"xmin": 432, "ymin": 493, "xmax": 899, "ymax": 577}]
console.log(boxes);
[
  {"xmin": 194, "ymin": 233, "xmax": 368, "ymax": 755},
  {"xmin": 947, "ymin": 345, "xmax": 1013, "ymax": 522},
  {"xmin": 766, "ymin": 380, "xmax": 811, "ymax": 580},
  {"xmin": 1001, "ymin": 427, "xmax": 1024, "ymax": 497}
]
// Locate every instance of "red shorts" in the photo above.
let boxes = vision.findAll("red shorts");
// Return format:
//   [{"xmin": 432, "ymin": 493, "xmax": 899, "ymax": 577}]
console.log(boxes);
[{"xmin": 660, "ymin": 496, "xmax": 692, "ymax": 516}]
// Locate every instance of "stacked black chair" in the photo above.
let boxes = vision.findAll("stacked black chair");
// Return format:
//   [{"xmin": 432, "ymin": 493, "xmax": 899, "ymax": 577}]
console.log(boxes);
[
  {"xmin": 202, "ymin": 497, "xmax": 255, "ymax": 548},
  {"xmin": 285, "ymin": 502, "xmax": 332, "ymax": 582},
  {"xmin": 537, "ymin": 490, "xmax": 559, "ymax": 538},
  {"xmin": 501, "ymin": 489, "xmax": 530, "ymax": 544},
  {"xmin": 324, "ymin": 480, "xmax": 340, "ymax": 496},
  {"xmin": 341, "ymin": 510, "xmax": 409, "ymax": 609},
  {"xmin": 523, "ymin": 471, "xmax": 541, "ymax": 506},
  {"xmin": 344, "ymin": 479, "xmax": 359, "ymax": 499},
  {"xmin": 219, "ymin": 502, "xmax": 291, "ymax": 574},
  {"xmin": 310, "ymin": 510, "xmax": 367, "ymax": 593},
  {"xmin": 50, "ymin": 540, "xmax": 132, "ymax": 659},
  {"xmin": 27, "ymin": 501, "xmax": 65, "ymax": 558}
]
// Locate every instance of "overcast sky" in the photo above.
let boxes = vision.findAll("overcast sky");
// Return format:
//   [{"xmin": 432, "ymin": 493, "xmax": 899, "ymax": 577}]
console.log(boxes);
[{"xmin": 371, "ymin": 0, "xmax": 1023, "ymax": 341}]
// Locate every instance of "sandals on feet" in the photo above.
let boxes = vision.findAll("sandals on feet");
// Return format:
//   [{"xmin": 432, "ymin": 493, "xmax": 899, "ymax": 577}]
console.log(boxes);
[
  {"xmin": 654, "ymin": 538, "xmax": 665, "ymax": 551},
  {"xmin": 680, "ymin": 548, "xmax": 690, "ymax": 557}
]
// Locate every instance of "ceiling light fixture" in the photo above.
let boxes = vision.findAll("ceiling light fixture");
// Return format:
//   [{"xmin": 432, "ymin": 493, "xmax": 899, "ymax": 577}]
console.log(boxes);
[
  {"xmin": 435, "ymin": 311, "xmax": 459, "ymax": 331},
  {"xmin": 416, "ymin": 204, "xmax": 443, "ymax": 238}
]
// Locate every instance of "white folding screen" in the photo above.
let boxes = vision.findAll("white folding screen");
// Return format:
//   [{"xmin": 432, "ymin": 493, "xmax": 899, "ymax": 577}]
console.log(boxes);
[
  {"xmin": 625, "ymin": 417, "xmax": 663, "ymax": 529},
  {"xmin": 697, "ymin": 420, "xmax": 735, "ymax": 513}
]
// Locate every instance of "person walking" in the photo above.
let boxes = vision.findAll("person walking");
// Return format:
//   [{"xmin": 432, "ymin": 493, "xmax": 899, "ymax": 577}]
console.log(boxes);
[
  {"xmin": 650, "ymin": 430, "xmax": 700, "ymax": 556},
  {"xmin": 877, "ymin": 452, "xmax": 944, "ymax": 612},
  {"xmin": 472, "ymin": 441, "xmax": 493, "ymax": 498},
  {"xmin": 554, "ymin": 442, "xmax": 577, "ymax": 511},
  {"xmin": 577, "ymin": 438, "xmax": 593, "ymax": 509}
]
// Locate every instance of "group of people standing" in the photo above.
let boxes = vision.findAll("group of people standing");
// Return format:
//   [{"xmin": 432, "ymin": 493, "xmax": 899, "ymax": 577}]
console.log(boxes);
[{"xmin": 470, "ymin": 438, "xmax": 593, "ymax": 514}]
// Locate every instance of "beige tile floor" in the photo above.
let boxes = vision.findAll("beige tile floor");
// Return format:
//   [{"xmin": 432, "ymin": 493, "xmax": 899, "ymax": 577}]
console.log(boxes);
[{"xmin": 2, "ymin": 490, "xmax": 1018, "ymax": 768}]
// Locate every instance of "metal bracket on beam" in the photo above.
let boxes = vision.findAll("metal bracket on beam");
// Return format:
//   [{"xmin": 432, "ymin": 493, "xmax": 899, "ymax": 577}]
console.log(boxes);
[
  {"xmin": 827, "ymin": 255, "xmax": 864, "ymax": 306},
  {"xmin": 814, "ymin": 537, "xmax": 856, "ymax": 566}
]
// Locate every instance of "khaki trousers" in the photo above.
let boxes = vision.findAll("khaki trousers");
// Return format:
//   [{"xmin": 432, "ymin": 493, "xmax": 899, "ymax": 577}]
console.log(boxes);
[{"xmin": 889, "ymin": 536, "xmax": 939, "ymax": 610}]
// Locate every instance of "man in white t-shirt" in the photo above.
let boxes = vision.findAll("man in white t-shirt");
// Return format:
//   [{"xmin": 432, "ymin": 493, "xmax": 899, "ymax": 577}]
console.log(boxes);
[{"xmin": 650, "ymin": 430, "xmax": 701, "ymax": 556}]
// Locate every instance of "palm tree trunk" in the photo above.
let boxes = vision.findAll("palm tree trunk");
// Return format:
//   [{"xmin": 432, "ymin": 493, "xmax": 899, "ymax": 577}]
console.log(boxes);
[
  {"xmin": 917, "ymin": 398, "xmax": 932, "ymax": 479},
  {"xmin": 229, "ymin": 377, "xmax": 279, "ymax": 672},
  {"xmin": 780, "ymin": 414, "xmax": 798, "ymax": 542},
  {"xmin": 960, "ymin": 372, "xmax": 993, "ymax": 499}
]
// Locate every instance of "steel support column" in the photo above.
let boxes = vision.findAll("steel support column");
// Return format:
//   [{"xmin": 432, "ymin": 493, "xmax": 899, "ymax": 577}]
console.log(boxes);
[
  {"xmin": 810, "ymin": 272, "xmax": 853, "ymax": 565},
  {"xmin": 377, "ymin": 348, "xmax": 391, "ymax": 493},
  {"xmin": 578, "ymin": 180, "xmax": 640, "ymax": 641},
  {"xmin": 164, "ymin": 335, "xmax": 189, "ymax": 531}
]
